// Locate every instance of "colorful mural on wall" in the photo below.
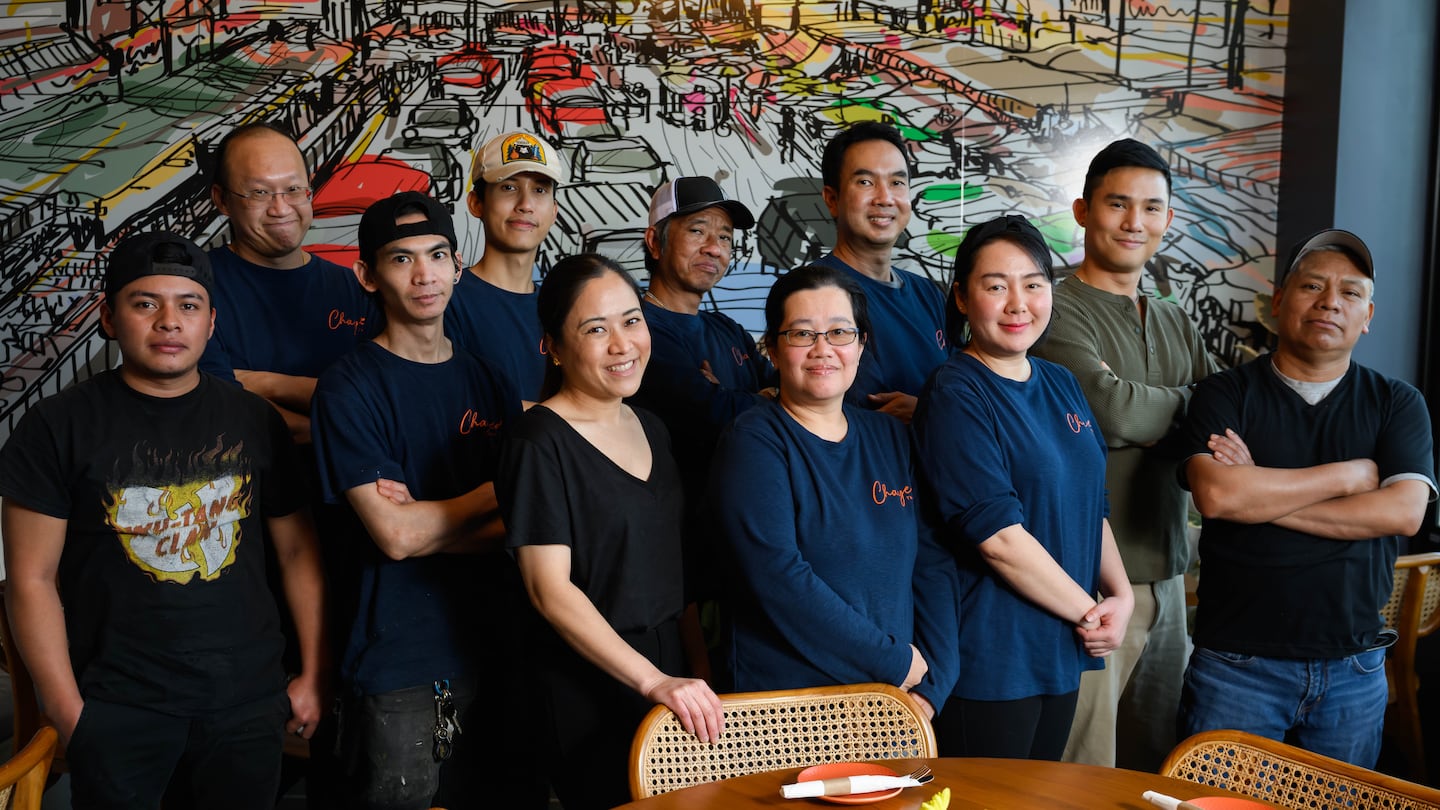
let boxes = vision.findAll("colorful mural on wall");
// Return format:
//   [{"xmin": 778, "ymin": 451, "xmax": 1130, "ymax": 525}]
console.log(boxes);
[{"xmin": 0, "ymin": 0, "xmax": 1287, "ymax": 439}]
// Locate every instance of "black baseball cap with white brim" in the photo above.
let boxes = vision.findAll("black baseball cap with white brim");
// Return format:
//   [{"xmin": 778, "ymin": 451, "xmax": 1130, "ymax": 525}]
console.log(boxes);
[{"xmin": 648, "ymin": 177, "xmax": 755, "ymax": 229}]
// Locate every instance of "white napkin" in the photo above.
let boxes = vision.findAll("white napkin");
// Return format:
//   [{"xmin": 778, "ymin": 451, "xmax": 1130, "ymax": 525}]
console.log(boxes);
[{"xmin": 780, "ymin": 775, "xmax": 922, "ymax": 799}]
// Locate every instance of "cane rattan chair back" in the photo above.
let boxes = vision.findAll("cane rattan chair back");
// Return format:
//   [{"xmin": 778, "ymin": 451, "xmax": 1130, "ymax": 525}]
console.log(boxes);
[
  {"xmin": 1380, "ymin": 551, "xmax": 1440, "ymax": 782},
  {"xmin": 1161, "ymin": 729, "xmax": 1440, "ymax": 809},
  {"xmin": 628, "ymin": 682, "xmax": 935, "ymax": 799},
  {"xmin": 0, "ymin": 726, "xmax": 58, "ymax": 810}
]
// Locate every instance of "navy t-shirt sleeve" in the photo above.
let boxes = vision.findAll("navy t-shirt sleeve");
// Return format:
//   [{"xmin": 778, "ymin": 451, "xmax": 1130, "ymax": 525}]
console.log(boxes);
[
  {"xmin": 909, "ymin": 484, "xmax": 962, "ymax": 705},
  {"xmin": 644, "ymin": 343, "xmax": 767, "ymax": 427},
  {"xmin": 710, "ymin": 421, "xmax": 911, "ymax": 687},
  {"xmin": 198, "ymin": 333, "xmax": 239, "ymax": 383},
  {"xmin": 914, "ymin": 381, "xmax": 1024, "ymax": 544},
  {"xmin": 311, "ymin": 368, "xmax": 403, "ymax": 504}
]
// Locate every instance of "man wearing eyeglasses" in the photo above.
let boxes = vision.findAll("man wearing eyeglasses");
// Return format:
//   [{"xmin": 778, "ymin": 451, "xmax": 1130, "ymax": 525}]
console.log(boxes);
[
  {"xmin": 201, "ymin": 122, "xmax": 380, "ymax": 807},
  {"xmin": 202, "ymin": 122, "xmax": 380, "ymax": 443}
]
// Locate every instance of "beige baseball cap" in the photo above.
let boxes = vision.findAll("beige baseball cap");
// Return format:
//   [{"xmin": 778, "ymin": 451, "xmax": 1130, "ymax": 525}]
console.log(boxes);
[{"xmin": 470, "ymin": 131, "xmax": 568, "ymax": 185}]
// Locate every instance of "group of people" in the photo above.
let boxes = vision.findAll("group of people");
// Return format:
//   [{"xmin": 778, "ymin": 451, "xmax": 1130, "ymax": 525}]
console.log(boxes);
[{"xmin": 0, "ymin": 117, "xmax": 1432, "ymax": 810}]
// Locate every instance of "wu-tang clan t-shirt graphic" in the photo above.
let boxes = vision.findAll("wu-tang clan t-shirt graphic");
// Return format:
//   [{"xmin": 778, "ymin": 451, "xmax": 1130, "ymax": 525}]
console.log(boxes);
[{"xmin": 103, "ymin": 437, "xmax": 253, "ymax": 585}]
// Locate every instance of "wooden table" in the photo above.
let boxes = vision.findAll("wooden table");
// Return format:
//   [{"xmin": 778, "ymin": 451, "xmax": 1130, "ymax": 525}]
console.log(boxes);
[{"xmin": 614, "ymin": 757, "xmax": 1272, "ymax": 809}]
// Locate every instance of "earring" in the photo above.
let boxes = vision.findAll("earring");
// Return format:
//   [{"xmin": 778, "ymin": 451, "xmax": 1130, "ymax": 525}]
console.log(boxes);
[{"xmin": 551, "ymin": 355, "xmax": 561, "ymax": 367}]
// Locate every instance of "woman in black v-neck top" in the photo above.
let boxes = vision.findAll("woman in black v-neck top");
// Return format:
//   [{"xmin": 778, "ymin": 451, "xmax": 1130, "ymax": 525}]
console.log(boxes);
[{"xmin": 496, "ymin": 254, "xmax": 724, "ymax": 810}]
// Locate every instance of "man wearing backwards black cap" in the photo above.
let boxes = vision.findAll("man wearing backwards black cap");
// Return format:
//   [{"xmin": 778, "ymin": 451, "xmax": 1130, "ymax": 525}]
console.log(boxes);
[
  {"xmin": 0, "ymin": 230, "xmax": 326, "ymax": 809},
  {"xmin": 1177, "ymin": 229, "xmax": 1436, "ymax": 767},
  {"xmin": 630, "ymin": 177, "xmax": 775, "ymax": 612},
  {"xmin": 311, "ymin": 192, "xmax": 522, "ymax": 808}
]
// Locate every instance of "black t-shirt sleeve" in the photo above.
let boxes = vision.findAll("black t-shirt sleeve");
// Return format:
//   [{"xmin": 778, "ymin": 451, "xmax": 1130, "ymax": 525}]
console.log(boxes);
[
  {"xmin": 496, "ymin": 418, "xmax": 574, "ymax": 551},
  {"xmin": 1175, "ymin": 369, "xmax": 1243, "ymax": 490},
  {"xmin": 0, "ymin": 404, "xmax": 73, "ymax": 519},
  {"xmin": 1376, "ymin": 380, "xmax": 1436, "ymax": 485}
]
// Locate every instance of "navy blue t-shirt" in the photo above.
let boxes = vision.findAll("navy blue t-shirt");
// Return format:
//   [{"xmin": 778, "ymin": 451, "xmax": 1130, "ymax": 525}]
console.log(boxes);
[
  {"xmin": 914, "ymin": 353, "xmax": 1108, "ymax": 701},
  {"xmin": 814, "ymin": 253, "xmax": 950, "ymax": 407},
  {"xmin": 445, "ymin": 269, "xmax": 546, "ymax": 401},
  {"xmin": 629, "ymin": 301, "xmax": 773, "ymax": 495},
  {"xmin": 201, "ymin": 246, "xmax": 381, "ymax": 380},
  {"xmin": 709, "ymin": 401, "xmax": 961, "ymax": 709},
  {"xmin": 311, "ymin": 341, "xmax": 521, "ymax": 695}
]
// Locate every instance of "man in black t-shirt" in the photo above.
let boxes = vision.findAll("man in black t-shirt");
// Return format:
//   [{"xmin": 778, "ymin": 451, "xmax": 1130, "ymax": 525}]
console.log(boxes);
[
  {"xmin": 0, "ymin": 231, "xmax": 327, "ymax": 809},
  {"xmin": 1179, "ymin": 229, "xmax": 1436, "ymax": 767}
]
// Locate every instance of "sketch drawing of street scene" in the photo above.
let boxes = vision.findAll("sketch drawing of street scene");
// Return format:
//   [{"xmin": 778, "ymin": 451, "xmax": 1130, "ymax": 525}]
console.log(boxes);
[{"xmin": 0, "ymin": 0, "xmax": 1286, "ymax": 439}]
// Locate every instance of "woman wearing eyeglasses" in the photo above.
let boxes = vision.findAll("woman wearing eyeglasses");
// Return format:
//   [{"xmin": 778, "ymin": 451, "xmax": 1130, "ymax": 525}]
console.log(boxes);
[
  {"xmin": 708, "ymin": 264, "xmax": 960, "ymax": 717},
  {"xmin": 912, "ymin": 215, "xmax": 1132, "ymax": 760}
]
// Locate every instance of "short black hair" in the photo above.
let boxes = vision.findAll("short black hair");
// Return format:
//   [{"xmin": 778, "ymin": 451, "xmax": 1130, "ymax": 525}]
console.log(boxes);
[
  {"xmin": 821, "ymin": 121, "xmax": 911, "ymax": 191},
  {"xmin": 1082, "ymin": 138, "xmax": 1172, "ymax": 201},
  {"xmin": 210, "ymin": 122, "xmax": 301, "ymax": 191},
  {"xmin": 762, "ymin": 264, "xmax": 871, "ymax": 352}
]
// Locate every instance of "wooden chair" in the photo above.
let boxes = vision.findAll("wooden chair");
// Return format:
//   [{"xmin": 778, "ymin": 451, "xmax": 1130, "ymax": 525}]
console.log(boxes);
[
  {"xmin": 1380, "ymin": 551, "xmax": 1440, "ymax": 782},
  {"xmin": 1161, "ymin": 729, "xmax": 1440, "ymax": 809},
  {"xmin": 0, "ymin": 727, "xmax": 58, "ymax": 810},
  {"xmin": 628, "ymin": 682, "xmax": 935, "ymax": 800}
]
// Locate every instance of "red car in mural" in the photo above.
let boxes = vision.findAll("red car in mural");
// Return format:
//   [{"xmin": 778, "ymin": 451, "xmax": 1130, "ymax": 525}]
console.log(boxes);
[
  {"xmin": 435, "ymin": 44, "xmax": 505, "ymax": 102},
  {"xmin": 303, "ymin": 157, "xmax": 431, "ymax": 267},
  {"xmin": 522, "ymin": 44, "xmax": 613, "ymax": 139}
]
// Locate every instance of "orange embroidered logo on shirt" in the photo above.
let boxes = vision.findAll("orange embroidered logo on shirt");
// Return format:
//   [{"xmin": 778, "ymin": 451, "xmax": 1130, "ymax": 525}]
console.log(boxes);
[
  {"xmin": 460, "ymin": 408, "xmax": 503, "ymax": 437},
  {"xmin": 872, "ymin": 480, "xmax": 914, "ymax": 507},
  {"xmin": 328, "ymin": 309, "xmax": 367, "ymax": 335}
]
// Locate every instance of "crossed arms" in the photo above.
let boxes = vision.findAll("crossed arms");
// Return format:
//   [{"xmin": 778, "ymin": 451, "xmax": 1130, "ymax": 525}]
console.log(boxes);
[{"xmin": 1187, "ymin": 430, "xmax": 1430, "ymax": 539}]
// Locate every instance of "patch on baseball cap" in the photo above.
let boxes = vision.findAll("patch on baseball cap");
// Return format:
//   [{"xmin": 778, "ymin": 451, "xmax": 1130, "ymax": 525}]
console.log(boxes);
[{"xmin": 471, "ymin": 131, "xmax": 567, "ymax": 185}]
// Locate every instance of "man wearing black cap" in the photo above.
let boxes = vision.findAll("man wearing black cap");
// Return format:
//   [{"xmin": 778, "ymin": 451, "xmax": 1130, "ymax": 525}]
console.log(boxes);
[
  {"xmin": 630, "ymin": 177, "xmax": 774, "ymax": 623},
  {"xmin": 0, "ymin": 230, "xmax": 326, "ymax": 808},
  {"xmin": 1178, "ymin": 229, "xmax": 1436, "ymax": 766},
  {"xmin": 310, "ymin": 192, "xmax": 521, "ymax": 808}
]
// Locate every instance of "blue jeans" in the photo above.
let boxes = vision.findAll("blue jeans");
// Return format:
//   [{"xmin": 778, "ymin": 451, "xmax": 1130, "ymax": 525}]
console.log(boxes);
[{"xmin": 1178, "ymin": 645, "xmax": 1388, "ymax": 767}]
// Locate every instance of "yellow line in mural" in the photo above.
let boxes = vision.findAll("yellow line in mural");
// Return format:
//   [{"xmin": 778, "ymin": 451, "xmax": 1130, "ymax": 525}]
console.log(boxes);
[{"xmin": 344, "ymin": 106, "xmax": 387, "ymax": 163}]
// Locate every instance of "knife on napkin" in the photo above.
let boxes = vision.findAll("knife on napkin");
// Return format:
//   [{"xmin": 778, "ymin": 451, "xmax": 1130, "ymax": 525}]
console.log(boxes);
[{"xmin": 781, "ymin": 775, "xmax": 926, "ymax": 798}]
